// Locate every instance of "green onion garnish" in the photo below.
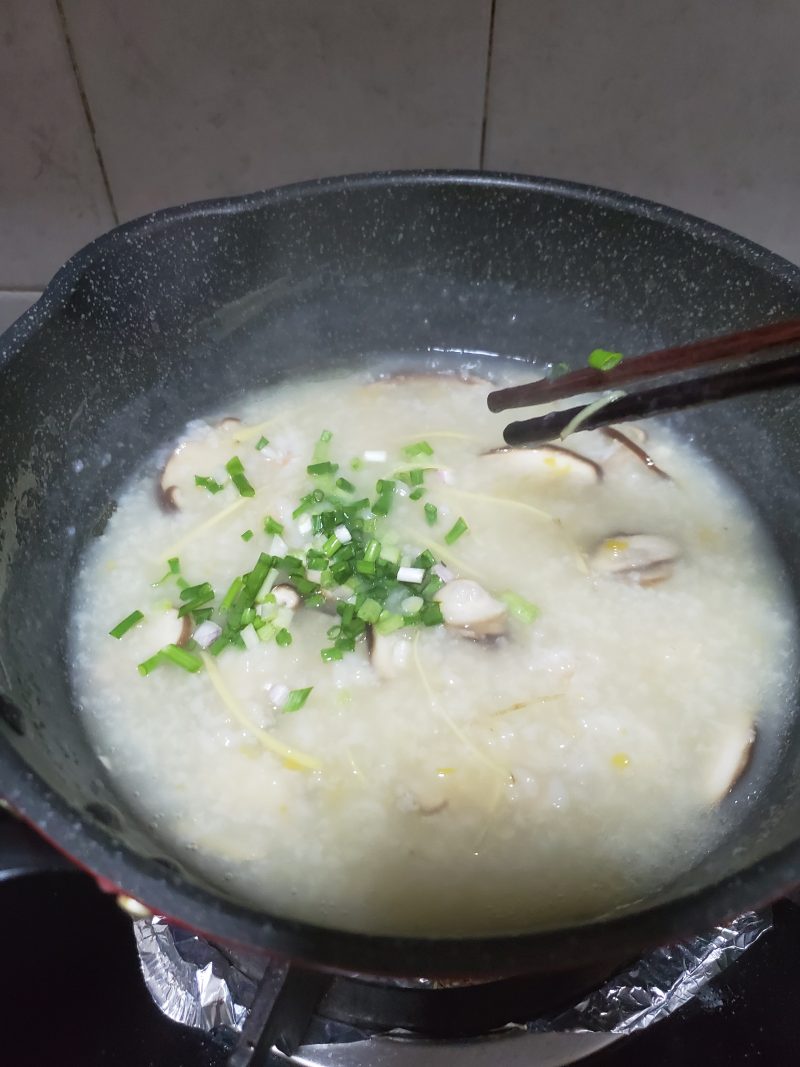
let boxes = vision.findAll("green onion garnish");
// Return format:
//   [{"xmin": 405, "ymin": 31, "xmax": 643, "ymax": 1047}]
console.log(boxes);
[
  {"xmin": 180, "ymin": 582, "xmax": 214, "ymax": 602},
  {"xmin": 168, "ymin": 557, "xmax": 180, "ymax": 574},
  {"xmin": 225, "ymin": 456, "xmax": 255, "ymax": 497},
  {"xmin": 160, "ymin": 643, "xmax": 203, "ymax": 672},
  {"xmin": 321, "ymin": 647, "xmax": 343, "ymax": 662},
  {"xmin": 255, "ymin": 436, "xmax": 270, "ymax": 450},
  {"xmin": 375, "ymin": 610, "xmax": 405, "ymax": 635},
  {"xmin": 421, "ymin": 602, "xmax": 444, "ymax": 626},
  {"xmin": 319, "ymin": 429, "xmax": 333, "ymax": 443},
  {"xmin": 588, "ymin": 348, "xmax": 623, "ymax": 371},
  {"xmin": 444, "ymin": 516, "xmax": 469, "ymax": 544},
  {"xmin": 137, "ymin": 651, "xmax": 163, "ymax": 676},
  {"xmin": 307, "ymin": 461, "xmax": 338, "ymax": 476},
  {"xmin": 336, "ymin": 476, "xmax": 356, "ymax": 493},
  {"xmin": 409, "ymin": 487, "xmax": 425, "ymax": 501},
  {"xmin": 220, "ymin": 575, "xmax": 243, "ymax": 612},
  {"xmin": 275, "ymin": 628, "xmax": 293, "ymax": 647},
  {"xmin": 241, "ymin": 529, "xmax": 254, "ymax": 542},
  {"xmin": 424, "ymin": 503, "xmax": 438, "ymax": 526},
  {"xmin": 195, "ymin": 475, "xmax": 225, "ymax": 494},
  {"xmin": 356, "ymin": 598, "xmax": 382, "ymax": 623},
  {"xmin": 264, "ymin": 516, "xmax": 284, "ymax": 535},
  {"xmin": 501, "ymin": 591, "xmax": 540, "ymax": 623},
  {"xmin": 109, "ymin": 610, "xmax": 143, "ymax": 639},
  {"xmin": 363, "ymin": 538, "xmax": 381, "ymax": 563},
  {"xmin": 350, "ymin": 457, "xmax": 364, "ymax": 471},
  {"xmin": 284, "ymin": 687, "xmax": 312, "ymax": 712},
  {"xmin": 403, "ymin": 440, "xmax": 434, "ymax": 459}
]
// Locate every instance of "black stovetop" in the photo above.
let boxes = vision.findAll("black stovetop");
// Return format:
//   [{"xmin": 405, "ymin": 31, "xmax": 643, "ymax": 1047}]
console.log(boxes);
[{"xmin": 3, "ymin": 868, "xmax": 798, "ymax": 1066}]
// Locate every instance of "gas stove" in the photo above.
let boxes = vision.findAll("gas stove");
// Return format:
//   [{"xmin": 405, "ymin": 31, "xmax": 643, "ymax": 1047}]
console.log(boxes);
[{"xmin": 3, "ymin": 802, "xmax": 797, "ymax": 1062}]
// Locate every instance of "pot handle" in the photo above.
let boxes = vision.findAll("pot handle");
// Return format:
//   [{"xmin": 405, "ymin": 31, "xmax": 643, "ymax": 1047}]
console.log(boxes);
[{"xmin": 0, "ymin": 806, "xmax": 73, "ymax": 882}]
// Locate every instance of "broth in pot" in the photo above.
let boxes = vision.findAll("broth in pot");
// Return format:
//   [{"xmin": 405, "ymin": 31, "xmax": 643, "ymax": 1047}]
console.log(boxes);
[{"xmin": 70, "ymin": 361, "xmax": 795, "ymax": 936}]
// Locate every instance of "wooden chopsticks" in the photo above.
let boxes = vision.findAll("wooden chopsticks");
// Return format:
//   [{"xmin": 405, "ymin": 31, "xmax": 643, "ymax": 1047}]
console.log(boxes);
[{"xmin": 487, "ymin": 318, "xmax": 800, "ymax": 446}]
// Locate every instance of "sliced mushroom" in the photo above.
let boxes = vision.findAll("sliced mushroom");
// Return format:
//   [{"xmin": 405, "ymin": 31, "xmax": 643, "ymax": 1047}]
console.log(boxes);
[
  {"xmin": 146, "ymin": 608, "xmax": 192, "ymax": 648},
  {"xmin": 367, "ymin": 627, "xmax": 412, "ymax": 679},
  {"xmin": 705, "ymin": 722, "xmax": 756, "ymax": 803},
  {"xmin": 481, "ymin": 445, "xmax": 601, "ymax": 487},
  {"xmin": 589, "ymin": 534, "xmax": 680, "ymax": 585},
  {"xmin": 157, "ymin": 418, "xmax": 239, "ymax": 512},
  {"xmin": 601, "ymin": 427, "xmax": 670, "ymax": 479},
  {"xmin": 434, "ymin": 579, "xmax": 507, "ymax": 640},
  {"xmin": 273, "ymin": 584, "xmax": 301, "ymax": 611}
]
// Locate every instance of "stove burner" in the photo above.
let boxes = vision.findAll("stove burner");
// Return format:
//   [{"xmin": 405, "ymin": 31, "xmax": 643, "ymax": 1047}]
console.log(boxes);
[{"xmin": 134, "ymin": 912, "xmax": 769, "ymax": 1066}]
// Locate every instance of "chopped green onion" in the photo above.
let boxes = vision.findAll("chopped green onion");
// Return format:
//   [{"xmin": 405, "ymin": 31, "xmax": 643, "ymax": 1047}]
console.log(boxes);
[
  {"xmin": 421, "ymin": 602, "xmax": 444, "ymax": 626},
  {"xmin": 220, "ymin": 575, "xmax": 244, "ymax": 612},
  {"xmin": 180, "ymin": 582, "xmax": 214, "ymax": 602},
  {"xmin": 307, "ymin": 461, "xmax": 338, "ymax": 476},
  {"xmin": 168, "ymin": 557, "xmax": 180, "ymax": 574},
  {"xmin": 225, "ymin": 455, "xmax": 255, "ymax": 497},
  {"xmin": 403, "ymin": 440, "xmax": 434, "ymax": 459},
  {"xmin": 284, "ymin": 687, "xmax": 312, "ymax": 712},
  {"xmin": 336, "ymin": 476, "xmax": 356, "ymax": 493},
  {"xmin": 424, "ymin": 503, "xmax": 438, "ymax": 526},
  {"xmin": 160, "ymin": 643, "xmax": 203, "ymax": 672},
  {"xmin": 109, "ymin": 610, "xmax": 143, "ymax": 639},
  {"xmin": 319, "ymin": 429, "xmax": 333, "ymax": 443},
  {"xmin": 306, "ymin": 593, "xmax": 325, "ymax": 608},
  {"xmin": 264, "ymin": 516, "xmax": 284, "ymax": 535},
  {"xmin": 444, "ymin": 516, "xmax": 469, "ymax": 544},
  {"xmin": 321, "ymin": 646, "xmax": 343, "ymax": 662},
  {"xmin": 137, "ymin": 652, "xmax": 163, "ymax": 676},
  {"xmin": 414, "ymin": 549, "xmax": 436, "ymax": 569},
  {"xmin": 241, "ymin": 529, "xmax": 254, "ymax": 542},
  {"xmin": 421, "ymin": 575, "xmax": 444, "ymax": 599},
  {"xmin": 375, "ymin": 610, "xmax": 405, "ymax": 635},
  {"xmin": 363, "ymin": 539, "xmax": 381, "ymax": 563},
  {"xmin": 501, "ymin": 591, "xmax": 540, "ymax": 624},
  {"xmin": 354, "ymin": 559, "xmax": 376, "ymax": 576},
  {"xmin": 356, "ymin": 598, "xmax": 382, "ymax": 624},
  {"xmin": 409, "ymin": 487, "xmax": 425, "ymax": 501},
  {"xmin": 275, "ymin": 628, "xmax": 293, "ymax": 647},
  {"xmin": 194, "ymin": 475, "xmax": 225, "ymax": 494},
  {"xmin": 255, "ymin": 435, "xmax": 270, "ymax": 450},
  {"xmin": 350, "ymin": 457, "xmax": 364, "ymax": 471},
  {"xmin": 588, "ymin": 348, "xmax": 623, "ymax": 371}
]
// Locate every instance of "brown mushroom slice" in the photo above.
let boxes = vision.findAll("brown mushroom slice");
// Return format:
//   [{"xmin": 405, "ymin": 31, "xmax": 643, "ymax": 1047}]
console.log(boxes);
[
  {"xmin": 273, "ymin": 583, "xmax": 301, "ymax": 611},
  {"xmin": 705, "ymin": 722, "xmax": 756, "ymax": 803},
  {"xmin": 367, "ymin": 627, "xmax": 412, "ymax": 679},
  {"xmin": 601, "ymin": 427, "xmax": 670, "ymax": 479},
  {"xmin": 145, "ymin": 608, "xmax": 192, "ymax": 648},
  {"xmin": 589, "ymin": 534, "xmax": 680, "ymax": 585},
  {"xmin": 481, "ymin": 445, "xmax": 601, "ymax": 487},
  {"xmin": 157, "ymin": 418, "xmax": 241, "ymax": 512},
  {"xmin": 434, "ymin": 579, "xmax": 508, "ymax": 640}
]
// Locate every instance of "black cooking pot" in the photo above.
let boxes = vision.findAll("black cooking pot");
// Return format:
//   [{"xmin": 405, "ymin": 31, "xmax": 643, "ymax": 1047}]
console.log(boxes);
[{"xmin": 1, "ymin": 171, "xmax": 800, "ymax": 981}]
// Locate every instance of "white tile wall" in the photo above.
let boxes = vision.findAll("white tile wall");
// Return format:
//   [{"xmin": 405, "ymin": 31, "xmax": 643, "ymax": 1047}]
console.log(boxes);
[
  {"xmin": 0, "ymin": 1, "xmax": 114, "ymax": 289},
  {"xmin": 485, "ymin": 0, "xmax": 800, "ymax": 265},
  {"xmin": 61, "ymin": 0, "xmax": 492, "ymax": 220},
  {"xmin": 2, "ymin": 0, "xmax": 799, "ymax": 316}
]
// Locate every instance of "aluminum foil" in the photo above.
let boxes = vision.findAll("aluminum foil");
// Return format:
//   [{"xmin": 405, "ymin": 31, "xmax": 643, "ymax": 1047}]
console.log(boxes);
[{"xmin": 133, "ymin": 910, "xmax": 769, "ymax": 1041}]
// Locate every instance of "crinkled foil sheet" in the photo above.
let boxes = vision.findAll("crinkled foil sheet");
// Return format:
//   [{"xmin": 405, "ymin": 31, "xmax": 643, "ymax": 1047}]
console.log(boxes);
[{"xmin": 133, "ymin": 910, "xmax": 769, "ymax": 1042}]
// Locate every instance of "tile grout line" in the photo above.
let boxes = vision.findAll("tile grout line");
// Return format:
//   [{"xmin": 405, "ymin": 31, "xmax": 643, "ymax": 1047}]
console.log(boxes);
[
  {"xmin": 478, "ymin": 0, "xmax": 498, "ymax": 169},
  {"xmin": 54, "ymin": 0, "xmax": 120, "ymax": 225}
]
